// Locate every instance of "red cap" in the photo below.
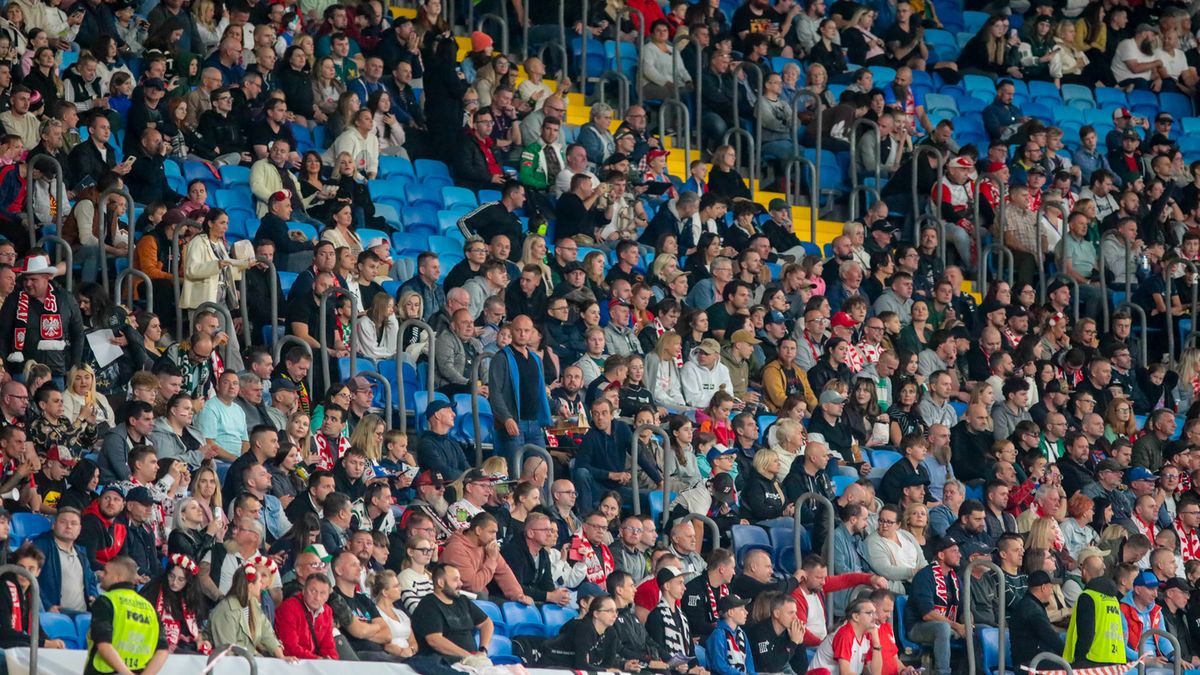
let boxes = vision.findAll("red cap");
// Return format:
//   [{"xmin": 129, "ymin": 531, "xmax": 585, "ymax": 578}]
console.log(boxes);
[
  {"xmin": 950, "ymin": 156, "xmax": 975, "ymax": 169},
  {"xmin": 831, "ymin": 312, "xmax": 856, "ymax": 329},
  {"xmin": 1113, "ymin": 107, "xmax": 1133, "ymax": 119},
  {"xmin": 984, "ymin": 160, "xmax": 1006, "ymax": 173},
  {"xmin": 46, "ymin": 445, "xmax": 77, "ymax": 466},
  {"xmin": 647, "ymin": 148, "xmax": 669, "ymax": 160}
]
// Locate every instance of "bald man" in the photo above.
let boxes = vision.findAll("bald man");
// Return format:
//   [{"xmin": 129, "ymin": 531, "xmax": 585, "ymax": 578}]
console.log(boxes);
[{"xmin": 488, "ymin": 315, "xmax": 553, "ymax": 466}]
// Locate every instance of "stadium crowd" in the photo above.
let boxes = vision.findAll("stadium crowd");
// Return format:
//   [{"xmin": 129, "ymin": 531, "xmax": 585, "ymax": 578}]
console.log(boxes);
[{"xmin": 3, "ymin": 0, "xmax": 1200, "ymax": 672}]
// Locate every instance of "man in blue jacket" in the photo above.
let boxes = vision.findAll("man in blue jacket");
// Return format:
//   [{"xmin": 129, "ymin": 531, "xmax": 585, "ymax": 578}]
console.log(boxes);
[
  {"xmin": 705, "ymin": 594, "xmax": 756, "ymax": 675},
  {"xmin": 573, "ymin": 397, "xmax": 637, "ymax": 510},
  {"xmin": 487, "ymin": 315, "xmax": 553, "ymax": 466},
  {"xmin": 32, "ymin": 506, "xmax": 98, "ymax": 614}
]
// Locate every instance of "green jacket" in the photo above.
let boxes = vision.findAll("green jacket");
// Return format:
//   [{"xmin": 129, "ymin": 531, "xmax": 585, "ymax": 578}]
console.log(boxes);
[
  {"xmin": 208, "ymin": 596, "xmax": 282, "ymax": 656},
  {"xmin": 518, "ymin": 140, "xmax": 565, "ymax": 190}
]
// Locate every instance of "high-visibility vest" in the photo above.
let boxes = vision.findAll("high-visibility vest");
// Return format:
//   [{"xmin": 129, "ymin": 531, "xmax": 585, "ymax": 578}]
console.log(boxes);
[
  {"xmin": 1064, "ymin": 589, "xmax": 1126, "ymax": 665},
  {"xmin": 88, "ymin": 588, "xmax": 160, "ymax": 673}
]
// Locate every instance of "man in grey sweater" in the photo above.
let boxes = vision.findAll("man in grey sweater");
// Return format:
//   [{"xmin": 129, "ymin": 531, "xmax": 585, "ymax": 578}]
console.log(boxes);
[{"xmin": 433, "ymin": 309, "xmax": 484, "ymax": 396}]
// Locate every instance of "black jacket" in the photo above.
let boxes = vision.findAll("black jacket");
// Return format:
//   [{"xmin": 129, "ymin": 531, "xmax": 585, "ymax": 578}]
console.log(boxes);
[
  {"xmin": 453, "ymin": 132, "xmax": 501, "ymax": 192},
  {"xmin": 741, "ymin": 470, "xmax": 787, "ymax": 521},
  {"xmin": 1010, "ymin": 592, "xmax": 1066, "ymax": 669},
  {"xmin": 65, "ymin": 139, "xmax": 118, "ymax": 191},
  {"xmin": 499, "ymin": 537, "xmax": 555, "ymax": 602},
  {"xmin": 125, "ymin": 149, "xmax": 183, "ymax": 206},
  {"xmin": 950, "ymin": 421, "xmax": 994, "ymax": 482},
  {"xmin": 277, "ymin": 67, "xmax": 316, "ymax": 119},
  {"xmin": 118, "ymin": 516, "xmax": 162, "ymax": 578}
]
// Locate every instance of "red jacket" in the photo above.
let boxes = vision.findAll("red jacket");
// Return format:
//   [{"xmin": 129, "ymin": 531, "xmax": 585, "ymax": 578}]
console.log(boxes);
[
  {"xmin": 274, "ymin": 594, "xmax": 339, "ymax": 660},
  {"xmin": 790, "ymin": 572, "xmax": 874, "ymax": 646}
]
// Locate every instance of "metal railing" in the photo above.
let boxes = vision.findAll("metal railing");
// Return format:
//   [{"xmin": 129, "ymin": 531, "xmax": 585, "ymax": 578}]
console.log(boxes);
[
  {"xmin": 0, "ymin": 565, "xmax": 39, "ymax": 675},
  {"xmin": 24, "ymin": 154, "xmax": 65, "ymax": 249},
  {"xmin": 675, "ymin": 512, "xmax": 719, "ymax": 551},
  {"xmin": 691, "ymin": 36, "xmax": 704, "ymax": 153},
  {"xmin": 789, "ymin": 90, "xmax": 822, "ymax": 191},
  {"xmin": 514, "ymin": 443, "xmax": 553, "ymax": 502},
  {"xmin": 974, "ymin": 177, "xmax": 1007, "ymax": 295},
  {"xmin": 463, "ymin": 348, "xmax": 492, "ymax": 466},
  {"xmin": 318, "ymin": 286, "xmax": 355, "ymax": 388},
  {"xmin": 658, "ymin": 98, "xmax": 691, "ymax": 170},
  {"xmin": 264, "ymin": 259, "xmax": 281, "ymax": 347},
  {"xmin": 537, "ymin": 41, "xmax": 569, "ymax": 83},
  {"xmin": 1165, "ymin": 260, "xmax": 1200, "ymax": 361},
  {"xmin": 1118, "ymin": 301, "xmax": 1150, "ymax": 367},
  {"xmin": 207, "ymin": 643, "xmax": 258, "ymax": 675},
  {"xmin": 1139, "ymin": 628, "xmax": 1182, "ymax": 675},
  {"xmin": 35, "ymin": 234, "xmax": 73, "ymax": 292},
  {"xmin": 670, "ymin": 33, "xmax": 690, "ymax": 105},
  {"xmin": 194, "ymin": 301, "xmax": 236, "ymax": 366},
  {"xmin": 476, "ymin": 13, "xmax": 510, "ymax": 57},
  {"xmin": 612, "ymin": 7, "xmax": 646, "ymax": 106},
  {"xmin": 171, "ymin": 224, "xmax": 185, "ymax": 339},
  {"xmin": 910, "ymin": 145, "xmax": 945, "ymax": 243},
  {"xmin": 270, "ymin": 336, "xmax": 314, "ymax": 397},
  {"xmin": 236, "ymin": 272, "xmax": 251, "ymax": 346},
  {"xmin": 596, "ymin": 70, "xmax": 632, "ymax": 118},
  {"xmin": 358, "ymin": 369, "xmax": 394, "ymax": 428},
  {"xmin": 1028, "ymin": 652, "xmax": 1074, "ymax": 675},
  {"xmin": 963, "ymin": 560, "xmax": 1006, "ymax": 675},
  {"xmin": 114, "ymin": 268, "xmax": 153, "ymax": 311},
  {"xmin": 793, "ymin": 491, "xmax": 835, "ymax": 623},
  {"xmin": 630, "ymin": 423, "xmax": 670, "ymax": 515},
  {"xmin": 784, "ymin": 155, "xmax": 818, "ymax": 243},
  {"xmin": 729, "ymin": 61, "xmax": 765, "ymax": 190},
  {"xmin": 96, "ymin": 186, "xmax": 134, "ymax": 294},
  {"xmin": 847, "ymin": 118, "xmax": 882, "ymax": 222},
  {"xmin": 1033, "ymin": 200, "xmax": 1055, "ymax": 303},
  {"xmin": 396, "ymin": 318, "xmax": 437, "ymax": 436}
]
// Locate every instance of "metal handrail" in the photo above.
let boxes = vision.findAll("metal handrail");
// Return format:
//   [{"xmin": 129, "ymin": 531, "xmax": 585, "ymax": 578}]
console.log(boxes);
[
  {"xmin": 658, "ymin": 98, "xmax": 691, "ymax": 170},
  {"xmin": 1117, "ymin": 301, "xmax": 1150, "ymax": 367},
  {"xmin": 1028, "ymin": 652, "xmax": 1074, "ymax": 675},
  {"xmin": 670, "ymin": 33, "xmax": 690, "ymax": 104},
  {"xmin": 729, "ymin": 61, "xmax": 765, "ymax": 187},
  {"xmin": 848, "ymin": 118, "xmax": 882, "ymax": 221},
  {"xmin": 171, "ymin": 224, "xmax": 185, "ymax": 339},
  {"xmin": 96, "ymin": 186, "xmax": 134, "ymax": 294},
  {"xmin": 721, "ymin": 127, "xmax": 758, "ymax": 197},
  {"xmin": 692, "ymin": 35, "xmax": 704, "ymax": 153},
  {"xmin": 356, "ymin": 370, "xmax": 393, "ymax": 428},
  {"xmin": 910, "ymin": 145, "xmax": 945, "ymax": 243},
  {"xmin": 514, "ymin": 443, "xmax": 553, "ymax": 502},
  {"xmin": 789, "ymin": 90, "xmax": 823, "ymax": 192},
  {"xmin": 0, "ymin": 565, "xmax": 40, "ymax": 675},
  {"xmin": 596, "ymin": 70, "xmax": 632, "ymax": 118},
  {"xmin": 265, "ymin": 259, "xmax": 281, "ymax": 347},
  {"xmin": 236, "ymin": 270, "xmax": 251, "ymax": 346},
  {"xmin": 611, "ymin": 6, "xmax": 646, "ymax": 106},
  {"xmin": 318, "ymin": 286, "xmax": 355, "ymax": 389},
  {"xmin": 114, "ymin": 268, "xmax": 153, "ymax": 311},
  {"xmin": 537, "ymin": 41, "xmax": 570, "ymax": 83},
  {"xmin": 476, "ymin": 14, "xmax": 510, "ymax": 57},
  {"xmin": 1034, "ymin": 199, "xmax": 1055, "ymax": 303},
  {"xmin": 784, "ymin": 155, "xmax": 818, "ymax": 243},
  {"xmin": 981, "ymin": 244, "xmax": 1014, "ymax": 295},
  {"xmin": 1165, "ymin": 259, "xmax": 1199, "ymax": 363},
  {"xmin": 270, "ymin": 336, "xmax": 315, "ymax": 396},
  {"xmin": 963, "ymin": 559, "xmax": 1006, "ymax": 675},
  {"xmin": 395, "ymin": 318, "xmax": 436, "ymax": 436},
  {"xmin": 469, "ymin": 350, "xmax": 498, "ymax": 464},
  {"xmin": 578, "ymin": 0, "xmax": 592, "ymax": 85},
  {"xmin": 676, "ymin": 512, "xmax": 719, "ymax": 553},
  {"xmin": 24, "ymin": 153, "xmax": 65, "ymax": 248},
  {"xmin": 630, "ymin": 423, "xmax": 670, "ymax": 515},
  {"xmin": 793, "ymin": 491, "xmax": 835, "ymax": 623},
  {"xmin": 35, "ymin": 234, "xmax": 73, "ymax": 291},
  {"xmin": 207, "ymin": 643, "xmax": 258, "ymax": 675},
  {"xmin": 973, "ymin": 177, "xmax": 1006, "ymax": 293},
  {"xmin": 194, "ymin": 301, "xmax": 236, "ymax": 366},
  {"xmin": 1140, "ymin": 628, "xmax": 1182, "ymax": 674}
]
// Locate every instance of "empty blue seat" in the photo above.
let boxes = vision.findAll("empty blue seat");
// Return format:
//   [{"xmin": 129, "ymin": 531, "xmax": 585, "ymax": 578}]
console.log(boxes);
[
  {"xmin": 277, "ymin": 271, "xmax": 299, "ymax": 297},
  {"xmin": 402, "ymin": 204, "xmax": 440, "ymax": 235},
  {"xmin": 962, "ymin": 74, "xmax": 994, "ymax": 95},
  {"xmin": 474, "ymin": 599, "xmax": 509, "ymax": 636},
  {"xmin": 731, "ymin": 524, "xmax": 770, "ymax": 564},
  {"xmin": 392, "ymin": 232, "xmax": 430, "ymax": 257},
  {"xmin": 415, "ymin": 159, "xmax": 452, "ymax": 183},
  {"xmin": 503, "ymin": 601, "xmax": 546, "ymax": 638},
  {"xmin": 405, "ymin": 183, "xmax": 444, "ymax": 210},
  {"xmin": 41, "ymin": 611, "xmax": 83, "ymax": 649},
  {"xmin": 379, "ymin": 156, "xmax": 416, "ymax": 180},
  {"xmin": 869, "ymin": 449, "xmax": 904, "ymax": 471},
  {"xmin": 219, "ymin": 164, "xmax": 250, "ymax": 187},
  {"xmin": 374, "ymin": 203, "xmax": 401, "ymax": 229},
  {"xmin": 832, "ymin": 475, "xmax": 857, "ymax": 496},
  {"xmin": 542, "ymin": 605, "xmax": 578, "ymax": 631},
  {"xmin": 442, "ymin": 186, "xmax": 478, "ymax": 211},
  {"xmin": 429, "ymin": 235, "xmax": 462, "ymax": 259},
  {"xmin": 370, "ymin": 179, "xmax": 407, "ymax": 208},
  {"xmin": 924, "ymin": 93, "xmax": 957, "ymax": 114},
  {"xmin": 1027, "ymin": 80, "xmax": 1061, "ymax": 103},
  {"xmin": 11, "ymin": 513, "xmax": 51, "ymax": 548},
  {"xmin": 1160, "ymin": 91, "xmax": 1193, "ymax": 120}
]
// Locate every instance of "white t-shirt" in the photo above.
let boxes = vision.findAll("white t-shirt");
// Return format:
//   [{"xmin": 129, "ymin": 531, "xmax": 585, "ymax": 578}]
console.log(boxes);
[
  {"xmin": 1111, "ymin": 39, "xmax": 1156, "ymax": 82},
  {"xmin": 801, "ymin": 589, "xmax": 829, "ymax": 641},
  {"xmin": 808, "ymin": 623, "xmax": 871, "ymax": 675}
]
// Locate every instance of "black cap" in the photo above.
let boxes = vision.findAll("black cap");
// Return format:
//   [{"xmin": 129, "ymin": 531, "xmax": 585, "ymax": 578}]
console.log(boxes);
[
  {"xmin": 870, "ymin": 220, "xmax": 898, "ymax": 234},
  {"xmin": 1047, "ymin": 279, "xmax": 1069, "ymax": 295},
  {"xmin": 1150, "ymin": 133, "xmax": 1174, "ymax": 147},
  {"xmin": 656, "ymin": 566, "xmax": 685, "ymax": 586},
  {"xmin": 563, "ymin": 261, "xmax": 585, "ymax": 274},
  {"xmin": 142, "ymin": 77, "xmax": 166, "ymax": 91},
  {"xmin": 962, "ymin": 542, "xmax": 992, "ymax": 558},
  {"xmin": 979, "ymin": 298, "xmax": 1006, "ymax": 315},
  {"xmin": 1043, "ymin": 379, "xmax": 1069, "ymax": 394},
  {"xmin": 1027, "ymin": 570, "xmax": 1054, "ymax": 587},
  {"xmin": 711, "ymin": 473, "xmax": 736, "ymax": 504},
  {"xmin": 100, "ymin": 484, "xmax": 125, "ymax": 497},
  {"xmin": 603, "ymin": 152, "xmax": 629, "ymax": 166},
  {"xmin": 1165, "ymin": 577, "xmax": 1195, "ymax": 593},
  {"xmin": 1096, "ymin": 458, "xmax": 1125, "ymax": 473},
  {"xmin": 425, "ymin": 400, "xmax": 453, "ymax": 420},
  {"xmin": 1007, "ymin": 304, "xmax": 1028, "ymax": 319},
  {"xmin": 125, "ymin": 486, "xmax": 156, "ymax": 505},
  {"xmin": 717, "ymin": 594, "xmax": 751, "ymax": 613},
  {"xmin": 934, "ymin": 536, "xmax": 960, "ymax": 553},
  {"xmin": 900, "ymin": 473, "xmax": 930, "ymax": 488}
]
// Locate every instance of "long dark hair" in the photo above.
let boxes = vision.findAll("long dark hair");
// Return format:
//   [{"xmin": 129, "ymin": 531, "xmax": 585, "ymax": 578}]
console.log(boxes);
[
  {"xmin": 65, "ymin": 458, "xmax": 99, "ymax": 492},
  {"xmin": 139, "ymin": 558, "xmax": 209, "ymax": 624},
  {"xmin": 75, "ymin": 281, "xmax": 113, "ymax": 322}
]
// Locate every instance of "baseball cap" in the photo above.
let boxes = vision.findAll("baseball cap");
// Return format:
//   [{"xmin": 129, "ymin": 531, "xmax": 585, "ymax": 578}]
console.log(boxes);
[
  {"xmin": 819, "ymin": 390, "xmax": 846, "ymax": 405},
  {"xmin": 347, "ymin": 375, "xmax": 373, "ymax": 392},
  {"xmin": 962, "ymin": 542, "xmax": 992, "ymax": 558},
  {"xmin": 663, "ymin": 269, "xmax": 690, "ymax": 283},
  {"xmin": 647, "ymin": 148, "xmax": 669, "ymax": 160},
  {"xmin": 984, "ymin": 160, "xmax": 1007, "ymax": 173},
  {"xmin": 768, "ymin": 198, "xmax": 790, "ymax": 212},
  {"xmin": 1047, "ymin": 278, "xmax": 1069, "ymax": 295},
  {"xmin": 900, "ymin": 473, "xmax": 930, "ymax": 488},
  {"xmin": 563, "ymin": 261, "xmax": 585, "ymax": 274},
  {"xmin": 142, "ymin": 77, "xmax": 166, "ymax": 91},
  {"xmin": 100, "ymin": 484, "xmax": 125, "ymax": 498},
  {"xmin": 367, "ymin": 236, "xmax": 390, "ymax": 250},
  {"xmin": 710, "ymin": 473, "xmax": 736, "ymax": 504},
  {"xmin": 1043, "ymin": 379, "xmax": 1069, "ymax": 395},
  {"xmin": 934, "ymin": 536, "xmax": 961, "ymax": 553},
  {"xmin": 656, "ymin": 566, "xmax": 685, "ymax": 586},
  {"xmin": 730, "ymin": 329, "xmax": 760, "ymax": 345},
  {"xmin": 870, "ymin": 220, "xmax": 898, "ymax": 234},
  {"xmin": 1165, "ymin": 577, "xmax": 1195, "ymax": 593},
  {"xmin": 696, "ymin": 338, "xmax": 722, "ymax": 355},
  {"xmin": 1134, "ymin": 570, "xmax": 1160, "ymax": 587},
  {"xmin": 979, "ymin": 298, "xmax": 1006, "ymax": 316},
  {"xmin": 1150, "ymin": 133, "xmax": 1173, "ymax": 147},
  {"xmin": 614, "ymin": 127, "xmax": 635, "ymax": 141},
  {"xmin": 46, "ymin": 446, "xmax": 77, "ymax": 466},
  {"xmin": 1113, "ymin": 107, "xmax": 1133, "ymax": 119},
  {"xmin": 413, "ymin": 470, "xmax": 446, "ymax": 489},
  {"xmin": 462, "ymin": 468, "xmax": 496, "ymax": 484},
  {"xmin": 270, "ymin": 189, "xmax": 292, "ymax": 203},
  {"xmin": 1157, "ymin": 112, "xmax": 1175, "ymax": 122},
  {"xmin": 1126, "ymin": 466, "xmax": 1157, "ymax": 483},
  {"xmin": 608, "ymin": 298, "xmax": 631, "ymax": 311},
  {"xmin": 764, "ymin": 310, "xmax": 787, "ymax": 325},
  {"xmin": 706, "ymin": 445, "xmax": 737, "ymax": 463},
  {"xmin": 578, "ymin": 584, "xmax": 609, "ymax": 599},
  {"xmin": 303, "ymin": 544, "xmax": 333, "ymax": 562},
  {"xmin": 1096, "ymin": 459, "xmax": 1125, "ymax": 473},
  {"xmin": 1027, "ymin": 571, "xmax": 1054, "ymax": 588},
  {"xmin": 830, "ymin": 312, "xmax": 856, "ymax": 329},
  {"xmin": 717, "ymin": 594, "xmax": 751, "ymax": 613},
  {"xmin": 125, "ymin": 486, "xmax": 156, "ymax": 505},
  {"xmin": 1122, "ymin": 129, "xmax": 1141, "ymax": 141},
  {"xmin": 603, "ymin": 152, "xmax": 629, "ymax": 166},
  {"xmin": 1135, "ymin": 23, "xmax": 1160, "ymax": 34},
  {"xmin": 425, "ymin": 400, "xmax": 453, "ymax": 420},
  {"xmin": 270, "ymin": 377, "xmax": 298, "ymax": 393},
  {"xmin": 1076, "ymin": 546, "xmax": 1109, "ymax": 563}
]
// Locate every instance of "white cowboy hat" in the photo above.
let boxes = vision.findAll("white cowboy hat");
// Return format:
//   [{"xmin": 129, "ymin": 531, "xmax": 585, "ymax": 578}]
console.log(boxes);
[{"xmin": 19, "ymin": 255, "xmax": 55, "ymax": 276}]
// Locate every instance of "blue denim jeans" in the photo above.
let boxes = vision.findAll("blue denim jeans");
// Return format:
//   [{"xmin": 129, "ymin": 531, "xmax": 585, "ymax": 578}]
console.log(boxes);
[
  {"xmin": 499, "ymin": 419, "xmax": 546, "ymax": 469},
  {"xmin": 908, "ymin": 620, "xmax": 955, "ymax": 675}
]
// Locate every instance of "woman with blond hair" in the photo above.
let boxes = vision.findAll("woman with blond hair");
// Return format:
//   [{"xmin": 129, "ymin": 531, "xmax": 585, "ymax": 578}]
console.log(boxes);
[
  {"xmin": 644, "ymin": 332, "xmax": 688, "ymax": 408},
  {"xmin": 349, "ymin": 413, "xmax": 386, "ymax": 464},
  {"xmin": 191, "ymin": 463, "xmax": 224, "ymax": 526},
  {"xmin": 902, "ymin": 503, "xmax": 931, "ymax": 558},
  {"xmin": 356, "ymin": 292, "xmax": 399, "ymax": 361},
  {"xmin": 1174, "ymin": 348, "xmax": 1200, "ymax": 412},
  {"xmin": 1103, "ymin": 397, "xmax": 1138, "ymax": 441},
  {"xmin": 397, "ymin": 291, "xmax": 429, "ymax": 360},
  {"xmin": 1027, "ymin": 516, "xmax": 1071, "ymax": 569},
  {"xmin": 742, "ymin": 449, "xmax": 795, "ymax": 525},
  {"xmin": 191, "ymin": 0, "xmax": 220, "ymax": 53},
  {"xmin": 521, "ymin": 234, "xmax": 554, "ymax": 290},
  {"xmin": 770, "ymin": 418, "xmax": 807, "ymax": 477},
  {"xmin": 62, "ymin": 364, "xmax": 115, "ymax": 431}
]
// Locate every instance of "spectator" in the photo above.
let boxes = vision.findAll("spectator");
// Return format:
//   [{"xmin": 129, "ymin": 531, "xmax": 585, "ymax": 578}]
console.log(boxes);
[
  {"xmin": 412, "ymin": 563, "xmax": 495, "ymax": 661},
  {"xmin": 209, "ymin": 562, "xmax": 293, "ymax": 660},
  {"xmin": 275, "ymin": 573, "xmax": 339, "ymax": 660},
  {"xmin": 442, "ymin": 511, "xmax": 533, "ymax": 603},
  {"xmin": 32, "ymin": 506, "xmax": 97, "ymax": 614}
]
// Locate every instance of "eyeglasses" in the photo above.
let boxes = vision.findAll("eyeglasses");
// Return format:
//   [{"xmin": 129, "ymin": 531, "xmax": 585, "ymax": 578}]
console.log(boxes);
[
  {"xmin": 622, "ymin": 526, "xmax": 644, "ymax": 533},
  {"xmin": 878, "ymin": 519, "xmax": 898, "ymax": 525},
  {"xmin": 411, "ymin": 547, "xmax": 435, "ymax": 553}
]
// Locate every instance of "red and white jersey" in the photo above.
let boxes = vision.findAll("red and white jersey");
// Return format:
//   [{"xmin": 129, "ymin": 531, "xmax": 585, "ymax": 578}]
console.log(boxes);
[
  {"xmin": 808, "ymin": 623, "xmax": 871, "ymax": 675},
  {"xmin": 933, "ymin": 177, "xmax": 972, "ymax": 218}
]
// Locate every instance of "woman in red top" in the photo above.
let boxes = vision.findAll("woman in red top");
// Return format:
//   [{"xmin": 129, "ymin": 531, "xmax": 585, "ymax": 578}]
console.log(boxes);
[{"xmin": 698, "ymin": 390, "xmax": 737, "ymax": 447}]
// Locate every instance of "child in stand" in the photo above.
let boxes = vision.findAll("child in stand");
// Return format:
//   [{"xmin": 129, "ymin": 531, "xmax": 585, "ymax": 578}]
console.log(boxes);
[{"xmin": 683, "ymin": 159, "xmax": 707, "ymax": 194}]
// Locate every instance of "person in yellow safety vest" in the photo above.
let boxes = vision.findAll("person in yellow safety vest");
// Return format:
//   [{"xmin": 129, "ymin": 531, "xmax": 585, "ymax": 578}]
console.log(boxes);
[
  {"xmin": 1064, "ymin": 577, "xmax": 1129, "ymax": 669},
  {"xmin": 84, "ymin": 555, "xmax": 170, "ymax": 675}
]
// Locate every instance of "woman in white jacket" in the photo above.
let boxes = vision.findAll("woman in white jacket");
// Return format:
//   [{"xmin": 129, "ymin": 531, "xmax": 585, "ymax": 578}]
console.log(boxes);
[
  {"xmin": 864, "ymin": 504, "xmax": 928, "ymax": 593},
  {"xmin": 181, "ymin": 209, "xmax": 249, "ymax": 310},
  {"xmin": 640, "ymin": 20, "xmax": 691, "ymax": 101},
  {"xmin": 645, "ymin": 332, "xmax": 689, "ymax": 409},
  {"xmin": 356, "ymin": 292, "xmax": 399, "ymax": 362},
  {"xmin": 326, "ymin": 108, "xmax": 381, "ymax": 179}
]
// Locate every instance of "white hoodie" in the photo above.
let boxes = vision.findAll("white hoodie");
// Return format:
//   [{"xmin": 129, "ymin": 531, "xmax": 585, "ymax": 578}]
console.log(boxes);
[{"xmin": 680, "ymin": 349, "xmax": 735, "ymax": 408}]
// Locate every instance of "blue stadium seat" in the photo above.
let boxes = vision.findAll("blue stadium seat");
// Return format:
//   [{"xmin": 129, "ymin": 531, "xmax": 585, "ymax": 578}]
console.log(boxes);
[
  {"xmin": 442, "ymin": 186, "xmax": 478, "ymax": 211},
  {"xmin": 374, "ymin": 203, "xmax": 402, "ymax": 229},
  {"xmin": 277, "ymin": 271, "xmax": 299, "ymax": 297},
  {"xmin": 473, "ymin": 600, "xmax": 508, "ymax": 636},
  {"xmin": 437, "ymin": 209, "xmax": 464, "ymax": 235},
  {"xmin": 370, "ymin": 180, "xmax": 408, "ymax": 210},
  {"xmin": 980, "ymin": 626, "xmax": 1013, "ymax": 675},
  {"xmin": 381, "ymin": 280, "xmax": 402, "ymax": 297},
  {"xmin": 1027, "ymin": 80, "xmax": 1061, "ymax": 103},
  {"xmin": 406, "ymin": 183, "xmax": 445, "ymax": 210},
  {"xmin": 357, "ymin": 228, "xmax": 389, "ymax": 246},
  {"xmin": 962, "ymin": 74, "xmax": 995, "ymax": 96},
  {"xmin": 415, "ymin": 159, "xmax": 453, "ymax": 185},
  {"xmin": 392, "ymin": 232, "xmax": 430, "ymax": 258},
  {"xmin": 542, "ymin": 605, "xmax": 578, "ymax": 632},
  {"xmin": 453, "ymin": 395, "xmax": 494, "ymax": 445},
  {"xmin": 402, "ymin": 204, "xmax": 440, "ymax": 235},
  {"xmin": 1094, "ymin": 88, "xmax": 1127, "ymax": 109},
  {"xmin": 10, "ymin": 513, "xmax": 51, "ymax": 549},
  {"xmin": 1128, "ymin": 89, "xmax": 1159, "ymax": 111},
  {"xmin": 429, "ymin": 235, "xmax": 462, "ymax": 259},
  {"xmin": 1160, "ymin": 92, "xmax": 1193, "ymax": 120},
  {"xmin": 219, "ymin": 165, "xmax": 250, "ymax": 187},
  {"xmin": 869, "ymin": 449, "xmax": 903, "ymax": 472},
  {"xmin": 75, "ymin": 612, "xmax": 92, "ymax": 645},
  {"xmin": 924, "ymin": 93, "xmax": 958, "ymax": 115},
  {"xmin": 731, "ymin": 524, "xmax": 770, "ymax": 565},
  {"xmin": 487, "ymin": 635, "xmax": 517, "ymax": 662},
  {"xmin": 832, "ymin": 475, "xmax": 857, "ymax": 496},
  {"xmin": 893, "ymin": 595, "xmax": 924, "ymax": 656},
  {"xmin": 379, "ymin": 156, "xmax": 416, "ymax": 180},
  {"xmin": 287, "ymin": 221, "xmax": 317, "ymax": 241},
  {"xmin": 41, "ymin": 612, "xmax": 83, "ymax": 649},
  {"xmin": 503, "ymin": 602, "xmax": 546, "ymax": 638},
  {"xmin": 962, "ymin": 10, "xmax": 989, "ymax": 33}
]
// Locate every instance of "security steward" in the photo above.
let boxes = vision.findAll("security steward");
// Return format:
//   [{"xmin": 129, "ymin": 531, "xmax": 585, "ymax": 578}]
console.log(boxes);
[
  {"xmin": 85, "ymin": 555, "xmax": 170, "ymax": 675},
  {"xmin": 1064, "ymin": 576, "xmax": 1129, "ymax": 669}
]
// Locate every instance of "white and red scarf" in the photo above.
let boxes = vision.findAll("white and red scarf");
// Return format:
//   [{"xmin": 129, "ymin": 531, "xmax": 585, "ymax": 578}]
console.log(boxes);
[
  {"xmin": 1133, "ymin": 513, "xmax": 1158, "ymax": 541},
  {"xmin": 582, "ymin": 541, "xmax": 615, "ymax": 584},
  {"xmin": 5, "ymin": 581, "xmax": 23, "ymax": 633},
  {"xmin": 932, "ymin": 561, "xmax": 959, "ymax": 621},
  {"xmin": 706, "ymin": 581, "xmax": 729, "ymax": 619},
  {"xmin": 1178, "ymin": 518, "xmax": 1200, "ymax": 562},
  {"xmin": 314, "ymin": 433, "xmax": 351, "ymax": 471},
  {"xmin": 14, "ymin": 290, "xmax": 60, "ymax": 352},
  {"xmin": 844, "ymin": 344, "xmax": 866, "ymax": 373},
  {"xmin": 857, "ymin": 341, "xmax": 882, "ymax": 366},
  {"xmin": 154, "ymin": 587, "xmax": 208, "ymax": 654}
]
